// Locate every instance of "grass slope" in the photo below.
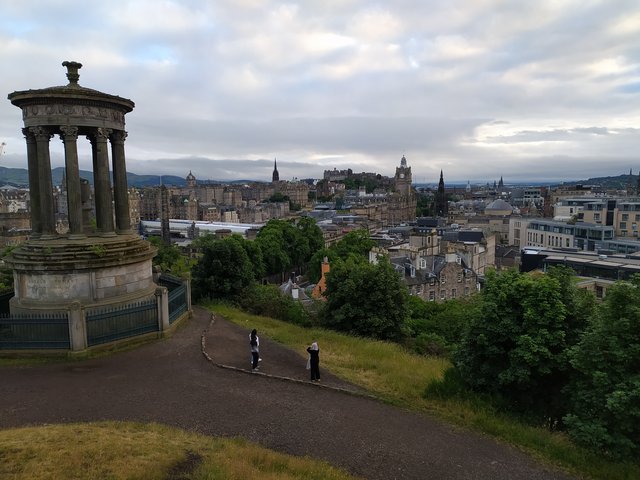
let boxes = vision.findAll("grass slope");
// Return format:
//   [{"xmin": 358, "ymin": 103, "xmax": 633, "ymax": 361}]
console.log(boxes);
[
  {"xmin": 208, "ymin": 303, "xmax": 640, "ymax": 480},
  {"xmin": 0, "ymin": 422, "xmax": 360, "ymax": 480}
]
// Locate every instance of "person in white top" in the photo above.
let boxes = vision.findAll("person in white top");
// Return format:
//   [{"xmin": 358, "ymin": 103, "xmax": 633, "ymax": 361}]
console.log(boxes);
[{"xmin": 249, "ymin": 329, "xmax": 260, "ymax": 371}]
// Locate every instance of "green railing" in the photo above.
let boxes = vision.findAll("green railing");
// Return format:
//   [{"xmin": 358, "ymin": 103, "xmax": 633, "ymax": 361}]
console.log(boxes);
[
  {"xmin": 86, "ymin": 300, "xmax": 158, "ymax": 347},
  {"xmin": 158, "ymin": 274, "xmax": 188, "ymax": 324},
  {"xmin": 0, "ymin": 313, "xmax": 70, "ymax": 349}
]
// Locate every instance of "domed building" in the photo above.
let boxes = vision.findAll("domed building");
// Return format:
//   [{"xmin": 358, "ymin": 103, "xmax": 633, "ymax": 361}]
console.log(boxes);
[{"xmin": 484, "ymin": 199, "xmax": 513, "ymax": 216}]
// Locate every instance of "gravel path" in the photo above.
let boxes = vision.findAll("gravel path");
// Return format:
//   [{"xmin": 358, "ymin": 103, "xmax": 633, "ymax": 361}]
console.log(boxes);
[{"xmin": 0, "ymin": 307, "xmax": 575, "ymax": 480}]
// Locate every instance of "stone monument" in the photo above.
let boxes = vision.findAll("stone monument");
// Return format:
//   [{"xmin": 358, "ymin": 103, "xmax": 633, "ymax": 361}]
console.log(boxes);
[{"xmin": 6, "ymin": 61, "xmax": 157, "ymax": 314}]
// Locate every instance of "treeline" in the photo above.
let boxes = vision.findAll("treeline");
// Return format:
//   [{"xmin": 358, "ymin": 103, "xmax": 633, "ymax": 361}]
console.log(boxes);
[{"xmin": 154, "ymin": 221, "xmax": 640, "ymax": 461}]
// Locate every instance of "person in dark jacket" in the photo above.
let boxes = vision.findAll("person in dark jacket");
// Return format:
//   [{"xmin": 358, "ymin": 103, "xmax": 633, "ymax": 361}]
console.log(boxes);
[
  {"xmin": 306, "ymin": 341, "xmax": 320, "ymax": 381},
  {"xmin": 249, "ymin": 329, "xmax": 260, "ymax": 371}
]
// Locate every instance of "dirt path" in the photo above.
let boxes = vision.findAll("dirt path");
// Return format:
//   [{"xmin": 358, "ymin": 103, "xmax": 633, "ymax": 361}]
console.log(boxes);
[{"xmin": 0, "ymin": 307, "xmax": 574, "ymax": 480}]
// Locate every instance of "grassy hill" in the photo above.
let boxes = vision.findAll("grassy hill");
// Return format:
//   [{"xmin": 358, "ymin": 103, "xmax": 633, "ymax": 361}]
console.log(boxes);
[{"xmin": 0, "ymin": 167, "xmax": 187, "ymax": 188}]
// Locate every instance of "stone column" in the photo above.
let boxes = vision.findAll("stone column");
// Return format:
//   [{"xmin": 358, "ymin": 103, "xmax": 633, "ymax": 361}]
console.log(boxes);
[
  {"xmin": 60, "ymin": 126, "xmax": 85, "ymax": 239},
  {"xmin": 89, "ymin": 128, "xmax": 115, "ymax": 236},
  {"xmin": 23, "ymin": 128, "xmax": 42, "ymax": 238},
  {"xmin": 110, "ymin": 130, "xmax": 132, "ymax": 234},
  {"xmin": 30, "ymin": 126, "xmax": 56, "ymax": 238}
]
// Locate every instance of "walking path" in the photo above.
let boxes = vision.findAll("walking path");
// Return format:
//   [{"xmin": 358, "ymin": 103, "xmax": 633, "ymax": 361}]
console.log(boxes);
[{"xmin": 0, "ymin": 307, "xmax": 575, "ymax": 480}]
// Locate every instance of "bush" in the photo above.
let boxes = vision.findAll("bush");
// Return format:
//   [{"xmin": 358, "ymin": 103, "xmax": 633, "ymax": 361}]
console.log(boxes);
[
  {"xmin": 239, "ymin": 284, "xmax": 313, "ymax": 327},
  {"xmin": 424, "ymin": 367, "xmax": 469, "ymax": 400},
  {"xmin": 413, "ymin": 332, "xmax": 449, "ymax": 357}
]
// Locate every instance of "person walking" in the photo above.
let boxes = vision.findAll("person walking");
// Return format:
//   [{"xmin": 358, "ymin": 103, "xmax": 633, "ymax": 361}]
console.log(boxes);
[
  {"xmin": 249, "ymin": 329, "xmax": 260, "ymax": 371},
  {"xmin": 307, "ymin": 341, "xmax": 320, "ymax": 381}
]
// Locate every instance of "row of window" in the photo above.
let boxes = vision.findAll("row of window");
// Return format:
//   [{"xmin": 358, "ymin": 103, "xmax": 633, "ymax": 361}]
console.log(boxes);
[{"xmin": 410, "ymin": 285, "xmax": 472, "ymax": 299}]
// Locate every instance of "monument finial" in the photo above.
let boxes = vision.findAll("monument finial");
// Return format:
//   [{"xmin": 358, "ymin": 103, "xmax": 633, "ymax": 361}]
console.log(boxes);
[{"xmin": 62, "ymin": 61, "xmax": 83, "ymax": 86}]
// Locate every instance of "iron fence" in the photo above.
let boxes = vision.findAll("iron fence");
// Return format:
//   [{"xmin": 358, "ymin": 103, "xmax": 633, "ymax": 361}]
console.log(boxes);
[
  {"xmin": 159, "ymin": 274, "xmax": 189, "ymax": 324},
  {"xmin": 0, "ymin": 313, "xmax": 70, "ymax": 349},
  {"xmin": 86, "ymin": 299, "xmax": 158, "ymax": 347}
]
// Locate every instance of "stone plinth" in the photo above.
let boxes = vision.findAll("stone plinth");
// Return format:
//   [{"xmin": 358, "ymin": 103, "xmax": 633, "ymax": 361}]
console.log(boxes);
[{"xmin": 5, "ymin": 234, "xmax": 157, "ymax": 313}]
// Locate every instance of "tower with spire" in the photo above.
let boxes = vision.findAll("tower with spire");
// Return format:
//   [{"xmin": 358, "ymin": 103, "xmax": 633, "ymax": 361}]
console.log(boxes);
[
  {"xmin": 186, "ymin": 170, "xmax": 196, "ymax": 189},
  {"xmin": 272, "ymin": 158, "xmax": 280, "ymax": 182},
  {"xmin": 394, "ymin": 155, "xmax": 412, "ymax": 196},
  {"xmin": 434, "ymin": 170, "xmax": 448, "ymax": 217}
]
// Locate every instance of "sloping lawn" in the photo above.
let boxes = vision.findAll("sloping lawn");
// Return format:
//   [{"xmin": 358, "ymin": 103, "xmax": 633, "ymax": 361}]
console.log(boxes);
[{"xmin": 208, "ymin": 303, "xmax": 640, "ymax": 480}]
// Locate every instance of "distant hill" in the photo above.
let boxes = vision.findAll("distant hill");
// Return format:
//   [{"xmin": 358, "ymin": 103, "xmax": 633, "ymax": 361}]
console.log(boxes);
[
  {"xmin": 0, "ymin": 167, "xmax": 187, "ymax": 188},
  {"xmin": 564, "ymin": 173, "xmax": 638, "ymax": 190}
]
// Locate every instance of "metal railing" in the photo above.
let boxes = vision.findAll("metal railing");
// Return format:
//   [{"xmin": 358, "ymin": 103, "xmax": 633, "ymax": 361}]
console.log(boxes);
[
  {"xmin": 0, "ymin": 313, "xmax": 70, "ymax": 349},
  {"xmin": 86, "ymin": 299, "xmax": 158, "ymax": 347},
  {"xmin": 158, "ymin": 274, "xmax": 189, "ymax": 324}
]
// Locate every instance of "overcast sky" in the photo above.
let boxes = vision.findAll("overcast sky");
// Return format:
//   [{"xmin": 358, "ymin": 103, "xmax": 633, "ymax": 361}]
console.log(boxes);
[{"xmin": 1, "ymin": 0, "xmax": 639, "ymax": 184}]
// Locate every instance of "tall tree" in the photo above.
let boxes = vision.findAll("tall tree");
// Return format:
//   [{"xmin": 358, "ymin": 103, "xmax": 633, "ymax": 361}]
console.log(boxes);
[
  {"xmin": 455, "ymin": 269, "xmax": 579, "ymax": 425},
  {"xmin": 321, "ymin": 257, "xmax": 408, "ymax": 340},
  {"xmin": 191, "ymin": 236, "xmax": 255, "ymax": 301},
  {"xmin": 564, "ymin": 275, "xmax": 640, "ymax": 459}
]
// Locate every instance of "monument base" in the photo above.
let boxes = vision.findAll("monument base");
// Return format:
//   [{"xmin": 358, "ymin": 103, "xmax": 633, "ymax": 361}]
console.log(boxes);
[{"xmin": 4, "ymin": 234, "xmax": 157, "ymax": 314}]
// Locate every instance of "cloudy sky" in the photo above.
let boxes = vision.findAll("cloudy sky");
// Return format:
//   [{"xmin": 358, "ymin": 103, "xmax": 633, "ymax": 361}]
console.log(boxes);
[{"xmin": 1, "ymin": 0, "xmax": 639, "ymax": 184}]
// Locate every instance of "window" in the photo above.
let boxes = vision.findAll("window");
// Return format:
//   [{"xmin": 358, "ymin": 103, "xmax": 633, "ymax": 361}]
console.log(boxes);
[
  {"xmin": 457, "ymin": 272, "xmax": 463, "ymax": 282},
  {"xmin": 429, "ymin": 290, "xmax": 435, "ymax": 301},
  {"xmin": 440, "ymin": 273, "xmax": 446, "ymax": 284},
  {"xmin": 451, "ymin": 288, "xmax": 457, "ymax": 298},
  {"xmin": 622, "ymin": 214, "xmax": 629, "ymax": 221},
  {"xmin": 464, "ymin": 287, "xmax": 470, "ymax": 295},
  {"xmin": 620, "ymin": 222, "xmax": 627, "ymax": 229},
  {"xmin": 440, "ymin": 290, "xmax": 446, "ymax": 300}
]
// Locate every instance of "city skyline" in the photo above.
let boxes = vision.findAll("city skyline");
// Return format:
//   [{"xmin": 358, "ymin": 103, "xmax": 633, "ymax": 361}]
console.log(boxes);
[{"xmin": 1, "ymin": 1, "xmax": 639, "ymax": 183}]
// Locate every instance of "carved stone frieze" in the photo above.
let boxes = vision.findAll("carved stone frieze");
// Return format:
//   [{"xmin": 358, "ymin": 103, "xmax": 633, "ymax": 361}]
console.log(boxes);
[{"xmin": 21, "ymin": 102, "xmax": 126, "ymax": 129}]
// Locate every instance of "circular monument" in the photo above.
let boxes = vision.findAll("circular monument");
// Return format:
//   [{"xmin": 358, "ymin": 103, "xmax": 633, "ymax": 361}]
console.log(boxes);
[{"xmin": 6, "ymin": 61, "xmax": 157, "ymax": 314}]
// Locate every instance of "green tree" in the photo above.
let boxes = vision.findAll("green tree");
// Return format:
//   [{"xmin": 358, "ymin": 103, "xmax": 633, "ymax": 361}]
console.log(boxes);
[
  {"xmin": 307, "ymin": 229, "xmax": 374, "ymax": 283},
  {"xmin": 321, "ymin": 257, "xmax": 408, "ymax": 340},
  {"xmin": 191, "ymin": 236, "xmax": 255, "ymax": 301},
  {"xmin": 255, "ymin": 222, "xmax": 291, "ymax": 276},
  {"xmin": 455, "ymin": 269, "xmax": 574, "ymax": 425},
  {"xmin": 297, "ymin": 217, "xmax": 324, "ymax": 255},
  {"xmin": 255, "ymin": 218, "xmax": 324, "ymax": 277},
  {"xmin": 564, "ymin": 275, "xmax": 640, "ymax": 459},
  {"xmin": 147, "ymin": 237, "xmax": 193, "ymax": 278},
  {"xmin": 332, "ymin": 229, "xmax": 375, "ymax": 259}
]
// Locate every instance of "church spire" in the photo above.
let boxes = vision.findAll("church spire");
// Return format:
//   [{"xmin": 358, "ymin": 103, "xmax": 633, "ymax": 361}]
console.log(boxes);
[
  {"xmin": 435, "ymin": 170, "xmax": 447, "ymax": 217},
  {"xmin": 272, "ymin": 157, "xmax": 279, "ymax": 182}
]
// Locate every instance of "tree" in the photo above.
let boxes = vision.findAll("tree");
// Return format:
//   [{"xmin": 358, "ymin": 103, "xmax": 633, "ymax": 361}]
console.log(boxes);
[
  {"xmin": 254, "ymin": 222, "xmax": 291, "ymax": 276},
  {"xmin": 564, "ymin": 275, "xmax": 640, "ymax": 459},
  {"xmin": 321, "ymin": 257, "xmax": 408, "ymax": 340},
  {"xmin": 255, "ymin": 218, "xmax": 324, "ymax": 277},
  {"xmin": 191, "ymin": 236, "xmax": 255, "ymax": 301},
  {"xmin": 147, "ymin": 237, "xmax": 193, "ymax": 278},
  {"xmin": 307, "ymin": 229, "xmax": 374, "ymax": 284},
  {"xmin": 332, "ymin": 229, "xmax": 375, "ymax": 259},
  {"xmin": 455, "ymin": 269, "xmax": 577, "ymax": 425}
]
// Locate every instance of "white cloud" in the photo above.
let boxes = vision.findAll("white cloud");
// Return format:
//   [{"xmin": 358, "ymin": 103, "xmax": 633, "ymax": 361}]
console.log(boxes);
[{"xmin": 1, "ymin": 0, "xmax": 639, "ymax": 184}]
